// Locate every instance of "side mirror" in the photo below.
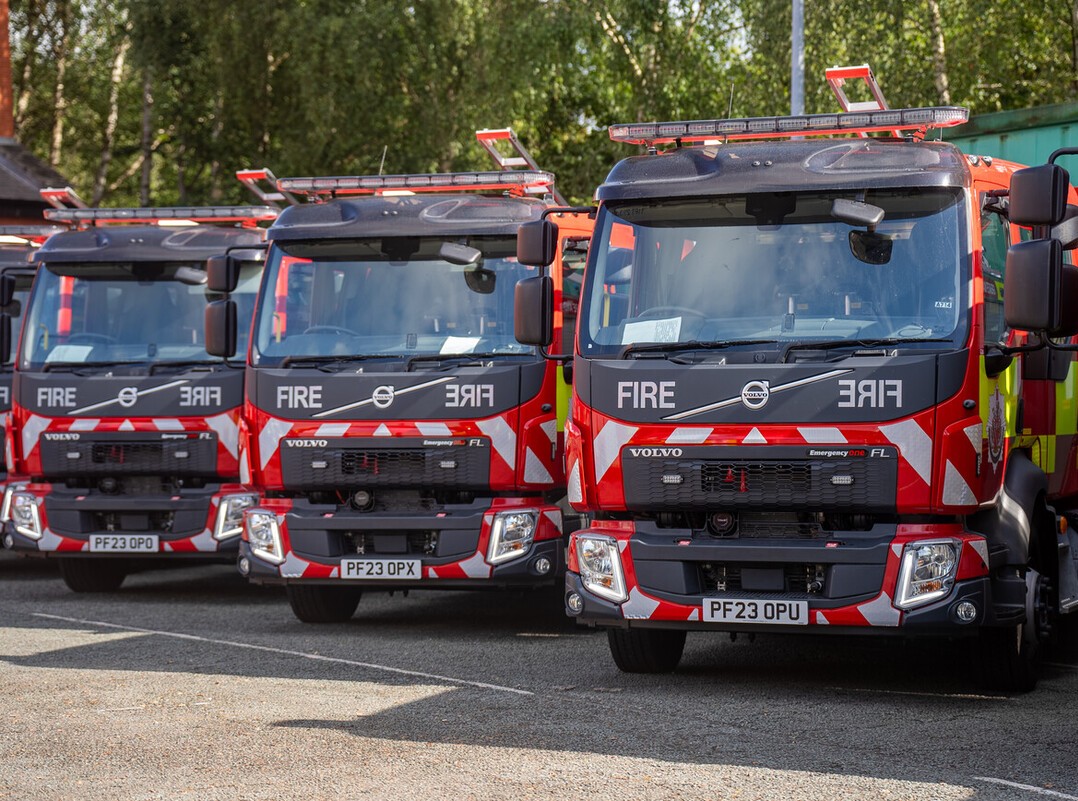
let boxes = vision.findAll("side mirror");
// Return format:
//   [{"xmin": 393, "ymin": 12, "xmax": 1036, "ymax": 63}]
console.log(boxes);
[
  {"xmin": 1010, "ymin": 164, "xmax": 1069, "ymax": 227},
  {"xmin": 1004, "ymin": 238, "xmax": 1063, "ymax": 331},
  {"xmin": 0, "ymin": 314, "xmax": 10, "ymax": 364},
  {"xmin": 0, "ymin": 274, "xmax": 14, "ymax": 307},
  {"xmin": 514, "ymin": 275, "xmax": 553, "ymax": 347},
  {"xmin": 205, "ymin": 299, "xmax": 237, "ymax": 358},
  {"xmin": 207, "ymin": 255, "xmax": 241, "ymax": 294},
  {"xmin": 517, "ymin": 220, "xmax": 558, "ymax": 267}
]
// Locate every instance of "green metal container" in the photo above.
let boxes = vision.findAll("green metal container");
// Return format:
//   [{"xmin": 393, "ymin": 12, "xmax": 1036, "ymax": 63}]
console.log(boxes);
[{"xmin": 946, "ymin": 102, "xmax": 1078, "ymax": 167}]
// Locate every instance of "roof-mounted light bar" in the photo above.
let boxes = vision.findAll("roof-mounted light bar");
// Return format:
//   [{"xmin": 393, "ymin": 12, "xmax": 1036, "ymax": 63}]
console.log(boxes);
[
  {"xmin": 608, "ymin": 106, "xmax": 969, "ymax": 146},
  {"xmin": 43, "ymin": 205, "xmax": 280, "ymax": 227},
  {"xmin": 277, "ymin": 170, "xmax": 555, "ymax": 197},
  {"xmin": 0, "ymin": 225, "xmax": 65, "ymax": 243}
]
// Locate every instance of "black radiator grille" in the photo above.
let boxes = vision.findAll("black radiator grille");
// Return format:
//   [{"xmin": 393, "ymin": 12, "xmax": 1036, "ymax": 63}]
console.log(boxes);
[
  {"xmin": 700, "ymin": 563, "xmax": 822, "ymax": 595},
  {"xmin": 40, "ymin": 434, "xmax": 219, "ymax": 477},
  {"xmin": 280, "ymin": 437, "xmax": 491, "ymax": 490},
  {"xmin": 621, "ymin": 445, "xmax": 897, "ymax": 512}
]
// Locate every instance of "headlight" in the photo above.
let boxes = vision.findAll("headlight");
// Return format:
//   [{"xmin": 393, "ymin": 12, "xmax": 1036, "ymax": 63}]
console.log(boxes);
[
  {"xmin": 245, "ymin": 509, "xmax": 284, "ymax": 565},
  {"xmin": 487, "ymin": 510, "xmax": 537, "ymax": 564},
  {"xmin": 0, "ymin": 484, "xmax": 22, "ymax": 523},
  {"xmin": 214, "ymin": 494, "xmax": 258, "ymax": 541},
  {"xmin": 10, "ymin": 491, "xmax": 42, "ymax": 540},
  {"xmin": 895, "ymin": 540, "xmax": 959, "ymax": 609},
  {"xmin": 576, "ymin": 535, "xmax": 627, "ymax": 603}
]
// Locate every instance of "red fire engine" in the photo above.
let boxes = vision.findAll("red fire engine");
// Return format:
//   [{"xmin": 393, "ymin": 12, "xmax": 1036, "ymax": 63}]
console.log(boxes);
[{"xmin": 514, "ymin": 66, "xmax": 1078, "ymax": 690}]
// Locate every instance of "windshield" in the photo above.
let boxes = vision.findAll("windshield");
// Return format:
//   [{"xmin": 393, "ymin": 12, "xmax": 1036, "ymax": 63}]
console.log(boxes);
[
  {"xmin": 252, "ymin": 237, "xmax": 538, "ymax": 367},
  {"xmin": 580, "ymin": 188, "xmax": 969, "ymax": 357},
  {"xmin": 20, "ymin": 260, "xmax": 263, "ymax": 369}
]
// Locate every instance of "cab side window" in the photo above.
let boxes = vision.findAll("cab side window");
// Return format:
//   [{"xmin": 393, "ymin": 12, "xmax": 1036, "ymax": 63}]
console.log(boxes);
[{"xmin": 981, "ymin": 196, "xmax": 1010, "ymax": 344}]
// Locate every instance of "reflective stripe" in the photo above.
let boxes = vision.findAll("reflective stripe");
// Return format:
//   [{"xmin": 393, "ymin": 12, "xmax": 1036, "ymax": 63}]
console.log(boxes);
[
  {"xmin": 798, "ymin": 427, "xmax": 847, "ymax": 444},
  {"xmin": 567, "ymin": 461, "xmax": 583, "ymax": 505},
  {"xmin": 477, "ymin": 415, "xmax": 517, "ymax": 471},
  {"xmin": 622, "ymin": 586, "xmax": 660, "ymax": 619},
  {"xmin": 315, "ymin": 423, "xmax": 350, "ymax": 437},
  {"xmin": 880, "ymin": 419, "xmax": 933, "ymax": 485},
  {"xmin": 258, "ymin": 418, "xmax": 292, "ymax": 469},
  {"xmin": 21, "ymin": 414, "xmax": 48, "ymax": 458},
  {"xmin": 523, "ymin": 448, "xmax": 554, "ymax": 484},
  {"xmin": 666, "ymin": 427, "xmax": 711, "ymax": 444},
  {"xmin": 942, "ymin": 460, "xmax": 977, "ymax": 505},
  {"xmin": 592, "ymin": 421, "xmax": 637, "ymax": 483},
  {"xmin": 743, "ymin": 427, "xmax": 767, "ymax": 444},
  {"xmin": 205, "ymin": 413, "xmax": 239, "ymax": 460},
  {"xmin": 69, "ymin": 418, "xmax": 100, "ymax": 431},
  {"xmin": 416, "ymin": 422, "xmax": 451, "ymax": 436},
  {"xmin": 373, "ymin": 423, "xmax": 392, "ymax": 437}
]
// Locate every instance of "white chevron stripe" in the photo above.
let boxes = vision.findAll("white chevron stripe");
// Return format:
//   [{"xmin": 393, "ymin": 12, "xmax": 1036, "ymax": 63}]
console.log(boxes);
[
  {"xmin": 477, "ymin": 416, "xmax": 517, "ymax": 471},
  {"xmin": 798, "ymin": 426, "xmax": 847, "ymax": 444},
  {"xmin": 593, "ymin": 421, "xmax": 637, "ymax": 483},
  {"xmin": 205, "ymin": 413, "xmax": 239, "ymax": 460},
  {"xmin": 942, "ymin": 460, "xmax": 977, "ymax": 505},
  {"xmin": 258, "ymin": 418, "xmax": 292, "ymax": 469},
  {"xmin": 880, "ymin": 419, "xmax": 933, "ymax": 485},
  {"xmin": 666, "ymin": 427, "xmax": 711, "ymax": 444}
]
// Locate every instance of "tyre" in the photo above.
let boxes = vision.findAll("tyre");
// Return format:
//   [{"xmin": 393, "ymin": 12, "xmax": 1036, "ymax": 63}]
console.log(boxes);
[
  {"xmin": 976, "ymin": 624, "xmax": 1038, "ymax": 692},
  {"xmin": 57, "ymin": 558, "xmax": 126, "ymax": 593},
  {"xmin": 607, "ymin": 627, "xmax": 686, "ymax": 673},
  {"xmin": 286, "ymin": 584, "xmax": 361, "ymax": 623}
]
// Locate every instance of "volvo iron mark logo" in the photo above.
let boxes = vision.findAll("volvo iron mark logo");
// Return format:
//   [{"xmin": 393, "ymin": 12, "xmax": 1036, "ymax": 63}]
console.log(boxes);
[
  {"xmin": 118, "ymin": 386, "xmax": 139, "ymax": 408},
  {"xmin": 371, "ymin": 385, "xmax": 396, "ymax": 409},
  {"xmin": 740, "ymin": 380, "xmax": 770, "ymax": 410}
]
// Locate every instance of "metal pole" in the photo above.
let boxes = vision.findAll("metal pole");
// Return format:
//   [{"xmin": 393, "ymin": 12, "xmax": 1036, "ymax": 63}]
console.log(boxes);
[{"xmin": 791, "ymin": 0, "xmax": 804, "ymax": 116}]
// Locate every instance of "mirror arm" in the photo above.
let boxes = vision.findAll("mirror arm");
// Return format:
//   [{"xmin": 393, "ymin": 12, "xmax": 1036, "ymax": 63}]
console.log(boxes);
[{"xmin": 996, "ymin": 333, "xmax": 1046, "ymax": 355}]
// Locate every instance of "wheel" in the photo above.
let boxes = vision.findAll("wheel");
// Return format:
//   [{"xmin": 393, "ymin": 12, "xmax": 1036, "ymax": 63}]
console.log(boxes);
[
  {"xmin": 286, "ymin": 584, "xmax": 361, "ymax": 623},
  {"xmin": 975, "ymin": 624, "xmax": 1038, "ymax": 692},
  {"xmin": 302, "ymin": 325, "xmax": 359, "ymax": 336},
  {"xmin": 607, "ymin": 627, "xmax": 686, "ymax": 673},
  {"xmin": 57, "ymin": 558, "xmax": 126, "ymax": 593}
]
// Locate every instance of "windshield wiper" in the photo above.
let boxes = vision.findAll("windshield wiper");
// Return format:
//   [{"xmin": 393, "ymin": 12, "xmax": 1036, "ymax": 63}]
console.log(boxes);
[
  {"xmin": 278, "ymin": 354, "xmax": 405, "ymax": 370},
  {"xmin": 780, "ymin": 337, "xmax": 955, "ymax": 363},
  {"xmin": 405, "ymin": 352, "xmax": 510, "ymax": 371},
  {"xmin": 149, "ymin": 359, "xmax": 232, "ymax": 374},
  {"xmin": 42, "ymin": 359, "xmax": 150, "ymax": 373},
  {"xmin": 620, "ymin": 339, "xmax": 780, "ymax": 360}
]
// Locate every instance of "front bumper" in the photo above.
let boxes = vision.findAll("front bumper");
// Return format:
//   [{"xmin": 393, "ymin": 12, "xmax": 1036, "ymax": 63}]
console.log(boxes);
[
  {"xmin": 2, "ymin": 481, "xmax": 243, "ymax": 559},
  {"xmin": 566, "ymin": 521, "xmax": 1003, "ymax": 635},
  {"xmin": 240, "ymin": 497, "xmax": 567, "ymax": 589}
]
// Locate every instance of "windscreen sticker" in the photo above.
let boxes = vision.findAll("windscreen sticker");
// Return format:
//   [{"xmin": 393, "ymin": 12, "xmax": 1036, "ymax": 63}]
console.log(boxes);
[
  {"xmin": 44, "ymin": 345, "xmax": 92, "ymax": 363},
  {"xmin": 440, "ymin": 335, "xmax": 481, "ymax": 354},
  {"xmin": 622, "ymin": 317, "xmax": 681, "ymax": 345}
]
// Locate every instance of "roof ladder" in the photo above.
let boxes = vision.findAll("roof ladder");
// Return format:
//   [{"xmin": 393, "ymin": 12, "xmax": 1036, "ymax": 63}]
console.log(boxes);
[
  {"xmin": 825, "ymin": 64, "xmax": 904, "ymax": 138},
  {"xmin": 39, "ymin": 186, "xmax": 88, "ymax": 210},
  {"xmin": 475, "ymin": 128, "xmax": 566, "ymax": 204},
  {"xmin": 235, "ymin": 167, "xmax": 300, "ymax": 207}
]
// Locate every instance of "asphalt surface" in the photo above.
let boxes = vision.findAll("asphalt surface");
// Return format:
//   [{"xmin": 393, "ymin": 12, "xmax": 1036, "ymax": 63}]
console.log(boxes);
[{"xmin": 1, "ymin": 550, "xmax": 1076, "ymax": 801}]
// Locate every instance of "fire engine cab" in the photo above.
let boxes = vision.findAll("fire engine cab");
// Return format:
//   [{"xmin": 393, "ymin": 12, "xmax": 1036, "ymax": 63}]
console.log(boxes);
[
  {"xmin": 0, "ymin": 192, "xmax": 276, "ymax": 592},
  {"xmin": 211, "ymin": 129, "xmax": 593, "ymax": 623},
  {"xmin": 514, "ymin": 66, "xmax": 1078, "ymax": 690}
]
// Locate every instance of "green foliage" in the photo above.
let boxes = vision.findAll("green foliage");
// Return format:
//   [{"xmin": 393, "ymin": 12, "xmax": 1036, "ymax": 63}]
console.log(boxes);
[{"xmin": 10, "ymin": 0, "xmax": 1078, "ymax": 207}]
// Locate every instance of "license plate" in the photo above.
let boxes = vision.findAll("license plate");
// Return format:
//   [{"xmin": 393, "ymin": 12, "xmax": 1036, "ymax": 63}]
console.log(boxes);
[
  {"xmin": 702, "ymin": 597, "xmax": 808, "ymax": 626},
  {"xmin": 89, "ymin": 534, "xmax": 159, "ymax": 553},
  {"xmin": 340, "ymin": 559, "xmax": 421, "ymax": 580}
]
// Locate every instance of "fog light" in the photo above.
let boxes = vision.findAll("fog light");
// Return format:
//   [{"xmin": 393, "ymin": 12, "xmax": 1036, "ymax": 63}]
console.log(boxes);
[
  {"xmin": 237, "ymin": 556, "xmax": 250, "ymax": 576},
  {"xmin": 956, "ymin": 600, "xmax": 977, "ymax": 623},
  {"xmin": 350, "ymin": 490, "xmax": 374, "ymax": 511},
  {"xmin": 99, "ymin": 477, "xmax": 119, "ymax": 494},
  {"xmin": 566, "ymin": 592, "xmax": 583, "ymax": 614},
  {"xmin": 534, "ymin": 556, "xmax": 551, "ymax": 575},
  {"xmin": 708, "ymin": 511, "xmax": 737, "ymax": 537},
  {"xmin": 2, "ymin": 533, "xmax": 12, "ymax": 549}
]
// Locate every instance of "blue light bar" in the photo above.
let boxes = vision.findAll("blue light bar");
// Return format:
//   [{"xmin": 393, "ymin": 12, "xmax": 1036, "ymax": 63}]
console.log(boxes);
[{"xmin": 609, "ymin": 106, "xmax": 969, "ymax": 146}]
